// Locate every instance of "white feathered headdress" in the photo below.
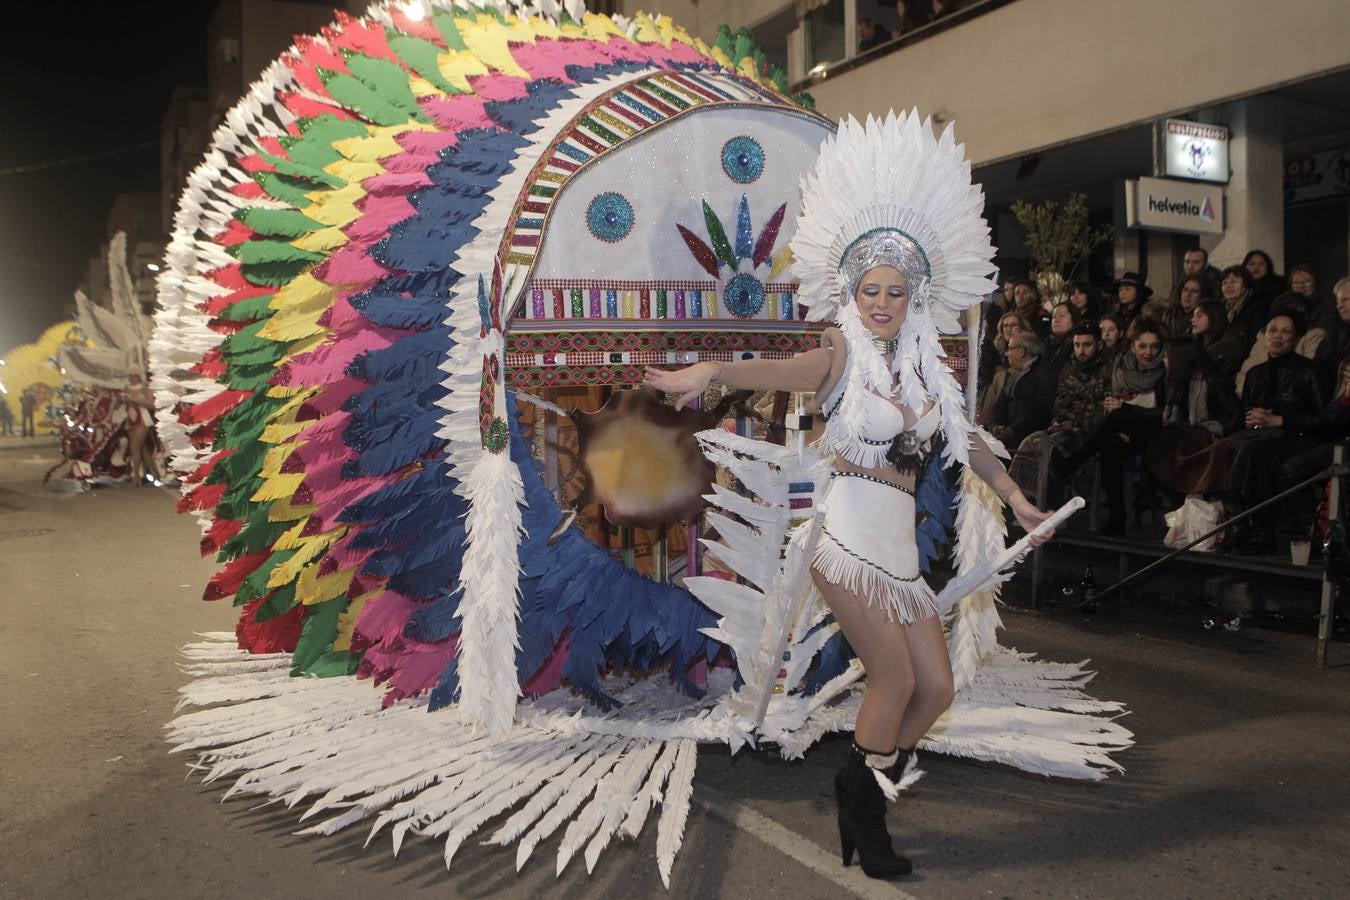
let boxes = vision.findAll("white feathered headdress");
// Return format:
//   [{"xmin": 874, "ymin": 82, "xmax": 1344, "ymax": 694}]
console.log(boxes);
[
  {"xmin": 790, "ymin": 111, "xmax": 998, "ymax": 469},
  {"xmin": 790, "ymin": 110, "xmax": 996, "ymax": 334}
]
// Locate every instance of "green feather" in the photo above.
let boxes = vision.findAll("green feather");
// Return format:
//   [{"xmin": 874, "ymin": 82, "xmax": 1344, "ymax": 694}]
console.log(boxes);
[
  {"xmin": 291, "ymin": 595, "xmax": 348, "ymax": 675},
  {"xmin": 280, "ymin": 115, "xmax": 367, "ymax": 169},
  {"xmin": 433, "ymin": 8, "xmax": 468, "ymax": 50},
  {"xmin": 319, "ymin": 69, "xmax": 416, "ymax": 127},
  {"xmin": 241, "ymin": 258, "xmax": 317, "ymax": 288},
  {"xmin": 216, "ymin": 292, "xmax": 277, "ymax": 323},
  {"xmin": 303, "ymin": 648, "xmax": 363, "ymax": 677},
  {"xmin": 254, "ymin": 582, "xmax": 298, "ymax": 621},
  {"xmin": 255, "ymin": 152, "xmax": 344, "ymax": 188},
  {"xmin": 702, "ymin": 201, "xmax": 736, "ymax": 269},
  {"xmin": 229, "ymin": 239, "xmax": 325, "ymax": 267},
  {"xmin": 714, "ymin": 24, "xmax": 735, "ymax": 58},
  {"xmin": 387, "ymin": 32, "xmax": 463, "ymax": 95},
  {"xmin": 253, "ymin": 171, "xmax": 315, "ymax": 207},
  {"xmin": 219, "ymin": 320, "xmax": 273, "ymax": 356},
  {"xmin": 219, "ymin": 507, "xmax": 288, "ymax": 561},
  {"xmin": 236, "ymin": 548, "xmax": 297, "ymax": 604},
  {"xmin": 337, "ymin": 53, "xmax": 426, "ymax": 121},
  {"xmin": 234, "ymin": 208, "xmax": 324, "ymax": 239}
]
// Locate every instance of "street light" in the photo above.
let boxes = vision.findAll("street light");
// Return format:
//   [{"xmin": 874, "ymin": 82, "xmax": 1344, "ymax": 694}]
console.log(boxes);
[{"xmin": 146, "ymin": 263, "xmax": 161, "ymax": 272}]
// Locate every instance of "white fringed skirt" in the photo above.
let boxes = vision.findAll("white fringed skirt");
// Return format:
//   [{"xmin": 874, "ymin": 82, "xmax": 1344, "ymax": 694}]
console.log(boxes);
[{"xmin": 813, "ymin": 472, "xmax": 938, "ymax": 624}]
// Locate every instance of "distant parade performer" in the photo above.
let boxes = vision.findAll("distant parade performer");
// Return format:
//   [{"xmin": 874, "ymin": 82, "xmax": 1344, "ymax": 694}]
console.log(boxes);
[{"xmin": 20, "ymin": 388, "xmax": 36, "ymax": 437}]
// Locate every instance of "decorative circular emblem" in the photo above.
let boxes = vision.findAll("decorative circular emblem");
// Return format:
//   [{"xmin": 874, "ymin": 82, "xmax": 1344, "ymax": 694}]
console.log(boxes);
[
  {"xmin": 484, "ymin": 417, "xmax": 510, "ymax": 454},
  {"xmin": 724, "ymin": 273, "xmax": 766, "ymax": 318},
  {"xmin": 721, "ymin": 136, "xmax": 765, "ymax": 184},
  {"xmin": 586, "ymin": 192, "xmax": 634, "ymax": 242}
]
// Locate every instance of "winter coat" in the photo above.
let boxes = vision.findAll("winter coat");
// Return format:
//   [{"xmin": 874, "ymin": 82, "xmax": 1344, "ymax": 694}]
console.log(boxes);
[
  {"xmin": 1238, "ymin": 351, "xmax": 1326, "ymax": 435},
  {"xmin": 1052, "ymin": 353, "xmax": 1109, "ymax": 434},
  {"xmin": 995, "ymin": 355, "xmax": 1058, "ymax": 447}
]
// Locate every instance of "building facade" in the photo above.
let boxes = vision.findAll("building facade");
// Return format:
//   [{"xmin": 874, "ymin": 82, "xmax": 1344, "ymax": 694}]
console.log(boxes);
[{"xmin": 624, "ymin": 0, "xmax": 1350, "ymax": 296}]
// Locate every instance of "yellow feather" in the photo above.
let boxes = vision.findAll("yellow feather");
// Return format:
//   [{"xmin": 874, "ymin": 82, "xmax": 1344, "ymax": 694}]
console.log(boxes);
[
  {"xmin": 769, "ymin": 244, "xmax": 795, "ymax": 281},
  {"xmin": 296, "ymin": 562, "xmax": 355, "ymax": 606},
  {"xmin": 581, "ymin": 12, "xmax": 624, "ymax": 40},
  {"xmin": 303, "ymin": 181, "xmax": 366, "ymax": 227},
  {"xmin": 333, "ymin": 588, "xmax": 380, "ymax": 652},
  {"xmin": 252, "ymin": 472, "xmax": 305, "ymax": 502},
  {"xmin": 268, "ymin": 497, "xmax": 316, "ymax": 523},
  {"xmin": 437, "ymin": 49, "xmax": 491, "ymax": 92},
  {"xmin": 267, "ymin": 529, "xmax": 344, "ymax": 589},
  {"xmin": 292, "ymin": 225, "xmax": 347, "ymax": 254},
  {"xmin": 461, "ymin": 16, "xmax": 530, "ymax": 78},
  {"xmin": 260, "ymin": 443, "xmax": 299, "ymax": 479}
]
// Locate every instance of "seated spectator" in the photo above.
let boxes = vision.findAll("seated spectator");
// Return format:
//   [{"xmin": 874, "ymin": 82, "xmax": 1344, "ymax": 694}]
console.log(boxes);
[
  {"xmin": 1279, "ymin": 357, "xmax": 1350, "ymax": 487},
  {"xmin": 1244, "ymin": 248, "xmax": 1287, "ymax": 312},
  {"xmin": 1008, "ymin": 320, "xmax": 1109, "ymax": 501},
  {"xmin": 1233, "ymin": 291, "xmax": 1328, "ymax": 393},
  {"xmin": 1046, "ymin": 301, "xmax": 1081, "ymax": 371},
  {"xmin": 1289, "ymin": 263, "xmax": 1338, "ymax": 333},
  {"xmin": 1098, "ymin": 313, "xmax": 1125, "ymax": 363},
  {"xmin": 1107, "ymin": 272, "xmax": 1150, "ymax": 327},
  {"xmin": 1192, "ymin": 298, "xmax": 1245, "ymax": 381},
  {"xmin": 1219, "ymin": 263, "xmax": 1267, "ymax": 351},
  {"xmin": 1067, "ymin": 280, "xmax": 1099, "ymax": 320},
  {"xmin": 1144, "ymin": 339, "xmax": 1242, "ymax": 497},
  {"xmin": 1183, "ymin": 245, "xmax": 1222, "ymax": 284},
  {"xmin": 1312, "ymin": 276, "xmax": 1350, "ymax": 392},
  {"xmin": 857, "ymin": 17, "xmax": 891, "ymax": 52},
  {"xmin": 1056, "ymin": 320, "xmax": 1168, "ymax": 534},
  {"xmin": 1160, "ymin": 274, "xmax": 1209, "ymax": 340},
  {"xmin": 1012, "ymin": 277, "xmax": 1051, "ymax": 338},
  {"xmin": 1184, "ymin": 311, "xmax": 1327, "ymax": 553},
  {"xmin": 931, "ymin": 0, "xmax": 958, "ymax": 18},
  {"xmin": 988, "ymin": 331, "xmax": 1057, "ymax": 449},
  {"xmin": 977, "ymin": 273, "xmax": 1017, "ymax": 381},
  {"xmin": 976, "ymin": 311, "xmax": 1032, "ymax": 425},
  {"xmin": 894, "ymin": 0, "xmax": 932, "ymax": 34}
]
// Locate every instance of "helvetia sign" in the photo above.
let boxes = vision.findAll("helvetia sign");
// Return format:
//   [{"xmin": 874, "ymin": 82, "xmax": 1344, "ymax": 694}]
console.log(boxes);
[{"xmin": 1126, "ymin": 176, "xmax": 1224, "ymax": 235}]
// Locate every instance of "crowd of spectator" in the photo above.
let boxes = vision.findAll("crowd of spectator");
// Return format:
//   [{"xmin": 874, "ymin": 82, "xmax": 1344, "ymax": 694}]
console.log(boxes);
[
  {"xmin": 858, "ymin": 0, "xmax": 961, "ymax": 53},
  {"xmin": 979, "ymin": 248, "xmax": 1350, "ymax": 553}
]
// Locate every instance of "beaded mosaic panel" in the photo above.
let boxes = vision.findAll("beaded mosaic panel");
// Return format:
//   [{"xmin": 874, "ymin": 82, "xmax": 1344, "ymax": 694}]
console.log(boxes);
[
  {"xmin": 517, "ymin": 279, "xmax": 802, "ymax": 324},
  {"xmin": 504, "ymin": 322, "xmax": 970, "ymax": 389}
]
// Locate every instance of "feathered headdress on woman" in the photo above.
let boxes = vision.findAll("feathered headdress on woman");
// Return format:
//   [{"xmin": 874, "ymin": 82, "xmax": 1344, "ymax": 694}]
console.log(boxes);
[{"xmin": 789, "ymin": 110, "xmax": 998, "ymax": 468}]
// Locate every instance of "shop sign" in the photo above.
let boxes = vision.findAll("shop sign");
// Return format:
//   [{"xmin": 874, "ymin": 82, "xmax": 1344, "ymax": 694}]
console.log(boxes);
[
  {"xmin": 1285, "ymin": 146, "xmax": 1350, "ymax": 205},
  {"xmin": 1126, "ymin": 177, "xmax": 1224, "ymax": 235},
  {"xmin": 1163, "ymin": 119, "xmax": 1229, "ymax": 184}
]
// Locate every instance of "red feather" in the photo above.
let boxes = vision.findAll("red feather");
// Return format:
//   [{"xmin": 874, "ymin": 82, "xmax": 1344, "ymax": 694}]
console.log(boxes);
[
  {"xmin": 236, "ymin": 595, "xmax": 305, "ymax": 653},
  {"xmin": 180, "ymin": 389, "xmax": 252, "ymax": 426},
  {"xmin": 201, "ymin": 518, "xmax": 243, "ymax": 556},
  {"xmin": 202, "ymin": 550, "xmax": 269, "ymax": 601},
  {"xmin": 178, "ymin": 482, "xmax": 226, "ymax": 514},
  {"xmin": 677, "ymin": 224, "xmax": 720, "ymax": 279},
  {"xmin": 753, "ymin": 202, "xmax": 787, "ymax": 268}
]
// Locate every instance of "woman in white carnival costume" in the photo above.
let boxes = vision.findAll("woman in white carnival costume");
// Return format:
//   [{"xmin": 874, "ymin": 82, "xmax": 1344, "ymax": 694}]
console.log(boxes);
[{"xmin": 646, "ymin": 111, "xmax": 1054, "ymax": 879}]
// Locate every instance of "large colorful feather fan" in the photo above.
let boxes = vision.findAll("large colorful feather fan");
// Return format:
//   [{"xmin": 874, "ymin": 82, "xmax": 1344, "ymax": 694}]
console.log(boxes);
[{"xmin": 156, "ymin": 1, "xmax": 1129, "ymax": 883}]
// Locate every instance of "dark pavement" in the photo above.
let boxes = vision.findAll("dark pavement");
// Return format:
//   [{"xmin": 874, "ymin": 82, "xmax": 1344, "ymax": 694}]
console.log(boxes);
[{"xmin": 1, "ymin": 434, "xmax": 1347, "ymax": 899}]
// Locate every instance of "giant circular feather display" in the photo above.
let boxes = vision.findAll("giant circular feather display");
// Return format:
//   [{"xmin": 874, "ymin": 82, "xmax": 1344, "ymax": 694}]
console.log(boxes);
[{"xmin": 152, "ymin": 1, "xmax": 1130, "ymax": 884}]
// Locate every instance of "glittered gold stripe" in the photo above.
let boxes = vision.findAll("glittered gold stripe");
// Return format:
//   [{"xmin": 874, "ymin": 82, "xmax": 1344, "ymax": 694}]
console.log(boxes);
[
  {"xmin": 536, "ymin": 169, "xmax": 566, "ymax": 184},
  {"xmin": 591, "ymin": 108, "xmax": 638, "ymax": 137}
]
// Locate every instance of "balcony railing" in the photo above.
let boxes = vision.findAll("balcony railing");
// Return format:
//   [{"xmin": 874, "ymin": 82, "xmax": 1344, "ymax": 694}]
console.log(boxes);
[{"xmin": 789, "ymin": 0, "xmax": 1019, "ymax": 95}]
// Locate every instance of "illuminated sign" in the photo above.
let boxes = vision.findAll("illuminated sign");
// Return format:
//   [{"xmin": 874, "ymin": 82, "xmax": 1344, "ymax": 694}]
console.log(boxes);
[
  {"xmin": 1285, "ymin": 146, "xmax": 1350, "ymax": 205},
  {"xmin": 1164, "ymin": 119, "xmax": 1229, "ymax": 184},
  {"xmin": 1126, "ymin": 177, "xmax": 1224, "ymax": 235}
]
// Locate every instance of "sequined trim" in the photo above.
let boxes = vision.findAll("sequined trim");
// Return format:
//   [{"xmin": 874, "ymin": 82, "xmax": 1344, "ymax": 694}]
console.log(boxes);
[
  {"xmin": 819, "ymin": 525, "xmax": 923, "ymax": 584},
  {"xmin": 831, "ymin": 470, "xmax": 914, "ymax": 496}
]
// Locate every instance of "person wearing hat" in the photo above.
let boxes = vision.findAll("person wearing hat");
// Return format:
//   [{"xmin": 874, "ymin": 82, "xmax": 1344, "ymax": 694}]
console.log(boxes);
[{"xmin": 1110, "ymin": 271, "xmax": 1151, "ymax": 327}]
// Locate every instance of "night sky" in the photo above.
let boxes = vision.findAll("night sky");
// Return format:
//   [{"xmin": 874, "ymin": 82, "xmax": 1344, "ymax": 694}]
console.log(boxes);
[{"xmin": 0, "ymin": 3, "xmax": 215, "ymax": 354}]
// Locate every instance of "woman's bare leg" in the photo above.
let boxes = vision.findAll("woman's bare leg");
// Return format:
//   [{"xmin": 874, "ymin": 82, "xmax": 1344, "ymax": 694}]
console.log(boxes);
[
  {"xmin": 127, "ymin": 425, "xmax": 147, "ymax": 482},
  {"xmin": 894, "ymin": 614, "xmax": 954, "ymax": 750},
  {"xmin": 813, "ymin": 570, "xmax": 914, "ymax": 751}
]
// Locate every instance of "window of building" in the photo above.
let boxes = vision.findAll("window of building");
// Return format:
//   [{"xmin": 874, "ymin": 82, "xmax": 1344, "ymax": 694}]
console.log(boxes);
[
  {"xmin": 218, "ymin": 37, "xmax": 240, "ymax": 64},
  {"xmin": 805, "ymin": 0, "xmax": 847, "ymax": 74}
]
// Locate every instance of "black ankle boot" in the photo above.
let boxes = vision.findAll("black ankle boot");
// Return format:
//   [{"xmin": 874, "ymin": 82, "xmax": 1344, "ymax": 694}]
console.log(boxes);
[{"xmin": 834, "ymin": 744, "xmax": 912, "ymax": 879}]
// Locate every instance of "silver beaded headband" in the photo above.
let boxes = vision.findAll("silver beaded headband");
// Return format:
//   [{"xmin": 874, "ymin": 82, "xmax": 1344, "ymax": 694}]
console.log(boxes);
[{"xmin": 839, "ymin": 227, "xmax": 932, "ymax": 311}]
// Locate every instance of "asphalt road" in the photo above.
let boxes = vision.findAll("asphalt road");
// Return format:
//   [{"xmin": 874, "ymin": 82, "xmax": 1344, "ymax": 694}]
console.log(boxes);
[{"xmin": 2, "ymin": 434, "xmax": 1347, "ymax": 899}]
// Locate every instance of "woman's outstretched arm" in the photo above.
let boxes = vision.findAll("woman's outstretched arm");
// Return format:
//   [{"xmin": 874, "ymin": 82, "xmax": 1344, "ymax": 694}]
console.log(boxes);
[{"xmin": 643, "ymin": 334, "xmax": 840, "ymax": 410}]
